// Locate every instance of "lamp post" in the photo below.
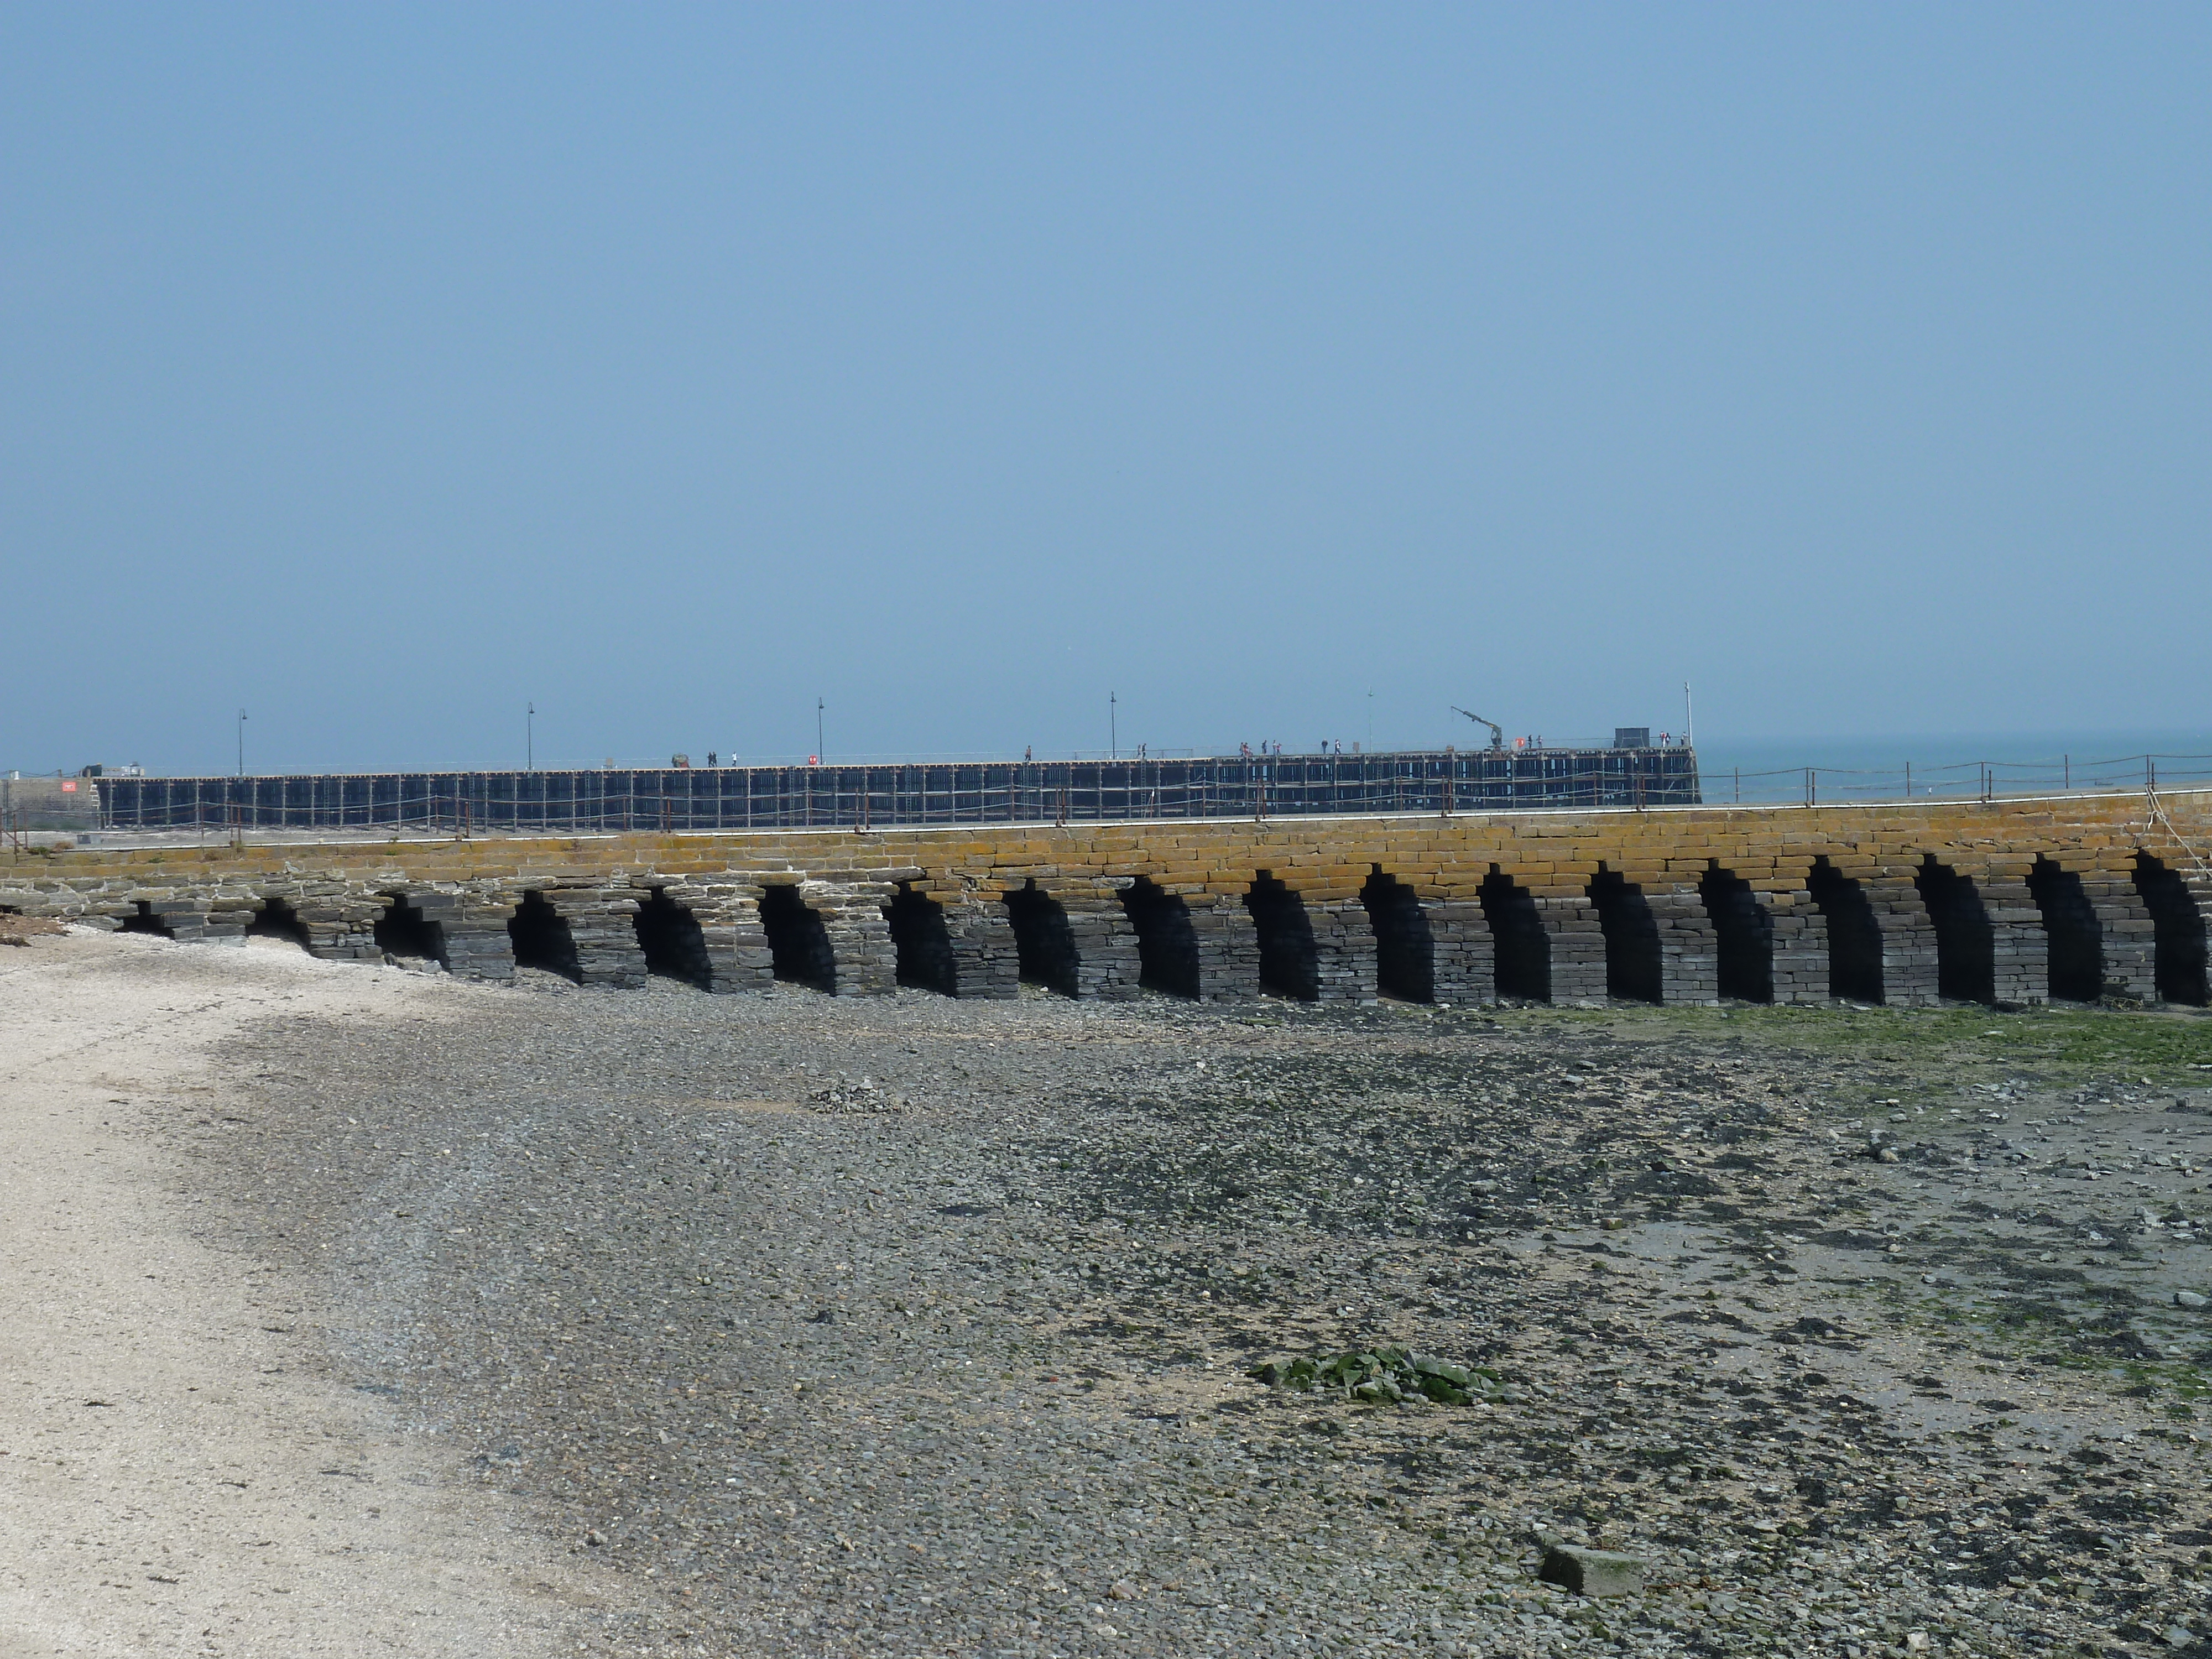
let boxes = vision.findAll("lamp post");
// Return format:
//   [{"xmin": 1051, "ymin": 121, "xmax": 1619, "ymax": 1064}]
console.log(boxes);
[
  {"xmin": 1110, "ymin": 691, "xmax": 1117, "ymax": 760},
  {"xmin": 816, "ymin": 698, "xmax": 825, "ymax": 764},
  {"xmin": 237, "ymin": 709, "xmax": 247, "ymax": 776},
  {"xmin": 527, "ymin": 702, "xmax": 535, "ymax": 771}
]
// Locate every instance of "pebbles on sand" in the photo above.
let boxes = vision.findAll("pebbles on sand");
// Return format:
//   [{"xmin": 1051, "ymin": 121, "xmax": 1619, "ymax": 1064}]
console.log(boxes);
[{"xmin": 175, "ymin": 966, "xmax": 2212, "ymax": 1657}]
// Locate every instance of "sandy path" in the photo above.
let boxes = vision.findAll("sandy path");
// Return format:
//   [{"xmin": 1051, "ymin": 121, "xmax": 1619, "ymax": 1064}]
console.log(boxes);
[{"xmin": 0, "ymin": 930, "xmax": 611, "ymax": 1658}]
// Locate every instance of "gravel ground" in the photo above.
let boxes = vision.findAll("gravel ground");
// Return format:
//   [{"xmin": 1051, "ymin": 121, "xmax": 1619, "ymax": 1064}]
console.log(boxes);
[{"xmin": 179, "ymin": 962, "xmax": 2212, "ymax": 1658}]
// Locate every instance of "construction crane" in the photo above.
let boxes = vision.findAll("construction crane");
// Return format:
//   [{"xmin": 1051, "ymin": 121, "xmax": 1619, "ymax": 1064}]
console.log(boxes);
[{"xmin": 1451, "ymin": 707, "xmax": 1505, "ymax": 750}]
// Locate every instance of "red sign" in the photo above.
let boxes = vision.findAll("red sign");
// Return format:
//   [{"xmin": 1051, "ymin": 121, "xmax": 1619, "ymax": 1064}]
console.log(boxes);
[{"xmin": 60, "ymin": 780, "xmax": 77, "ymax": 792}]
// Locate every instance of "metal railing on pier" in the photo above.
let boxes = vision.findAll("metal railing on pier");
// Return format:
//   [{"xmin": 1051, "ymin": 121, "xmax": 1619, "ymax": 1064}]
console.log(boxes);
[
  {"xmin": 1709, "ymin": 750, "xmax": 2212, "ymax": 806},
  {"xmin": 88, "ymin": 748, "xmax": 1702, "ymax": 836}
]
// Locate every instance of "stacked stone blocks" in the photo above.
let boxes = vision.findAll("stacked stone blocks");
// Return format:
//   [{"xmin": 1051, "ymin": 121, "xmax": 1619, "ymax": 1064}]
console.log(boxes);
[{"xmin": 3, "ymin": 791, "xmax": 2205, "ymax": 1010}]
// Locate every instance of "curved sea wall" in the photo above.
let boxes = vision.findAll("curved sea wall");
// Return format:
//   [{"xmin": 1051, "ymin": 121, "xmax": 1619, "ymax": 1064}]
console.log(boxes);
[{"xmin": 3, "ymin": 791, "xmax": 2206, "ymax": 1009}]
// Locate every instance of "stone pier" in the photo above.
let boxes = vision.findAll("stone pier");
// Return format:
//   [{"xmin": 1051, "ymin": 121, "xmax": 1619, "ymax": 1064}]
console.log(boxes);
[{"xmin": 4, "ymin": 790, "xmax": 2204, "ymax": 1012}]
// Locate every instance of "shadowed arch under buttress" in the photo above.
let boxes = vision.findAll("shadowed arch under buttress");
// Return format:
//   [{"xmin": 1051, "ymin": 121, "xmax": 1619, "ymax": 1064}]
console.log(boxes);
[
  {"xmin": 758, "ymin": 884, "xmax": 836, "ymax": 993},
  {"xmin": 1360, "ymin": 867, "xmax": 1433, "ymax": 1003},
  {"xmin": 1002, "ymin": 879, "xmax": 1079, "ymax": 997},
  {"xmin": 1697, "ymin": 864, "xmax": 1772, "ymax": 1004},
  {"xmin": 1805, "ymin": 857, "xmax": 1882, "ymax": 1004},
  {"xmin": 1477, "ymin": 867, "xmax": 1548, "ymax": 1003},
  {"xmin": 1120, "ymin": 876, "xmax": 1199, "ymax": 999},
  {"xmin": 2025, "ymin": 857, "xmax": 2103, "ymax": 1003},
  {"xmin": 1913, "ymin": 857, "xmax": 1994, "ymax": 1005},
  {"xmin": 634, "ymin": 888, "xmax": 713, "ymax": 990},
  {"xmin": 374, "ymin": 894, "xmax": 447, "ymax": 967},
  {"xmin": 1244, "ymin": 872, "xmax": 1319, "ymax": 1001},
  {"xmin": 2133, "ymin": 852, "xmax": 2208, "ymax": 1006},
  {"xmin": 884, "ymin": 883, "xmax": 958, "ymax": 995},
  {"xmin": 508, "ymin": 891, "xmax": 581, "ymax": 983},
  {"xmin": 1588, "ymin": 867, "xmax": 1661, "ymax": 1005}
]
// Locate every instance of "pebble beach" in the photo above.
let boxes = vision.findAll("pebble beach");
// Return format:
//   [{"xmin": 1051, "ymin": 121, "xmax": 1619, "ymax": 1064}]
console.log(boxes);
[{"xmin": 6, "ymin": 930, "xmax": 2211, "ymax": 1657}]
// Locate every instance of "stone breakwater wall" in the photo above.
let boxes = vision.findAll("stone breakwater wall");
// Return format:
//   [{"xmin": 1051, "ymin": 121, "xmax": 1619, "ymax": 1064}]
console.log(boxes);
[{"xmin": 3, "ymin": 793, "xmax": 2208, "ymax": 1010}]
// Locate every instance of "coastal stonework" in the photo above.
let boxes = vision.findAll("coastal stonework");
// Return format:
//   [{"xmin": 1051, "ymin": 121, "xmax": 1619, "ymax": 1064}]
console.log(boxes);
[{"xmin": 3, "ymin": 791, "xmax": 2207, "ymax": 1009}]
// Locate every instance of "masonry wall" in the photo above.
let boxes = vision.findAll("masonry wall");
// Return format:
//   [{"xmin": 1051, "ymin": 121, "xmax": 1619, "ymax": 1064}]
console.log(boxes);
[{"xmin": 5, "ymin": 791, "xmax": 2207, "ymax": 1011}]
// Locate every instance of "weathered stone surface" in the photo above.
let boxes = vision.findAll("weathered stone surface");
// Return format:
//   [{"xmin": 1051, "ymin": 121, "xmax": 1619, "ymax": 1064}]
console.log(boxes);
[
  {"xmin": 1768, "ymin": 893, "xmax": 1831, "ymax": 1003},
  {"xmin": 943, "ymin": 904, "xmax": 1019, "ymax": 999},
  {"xmin": 1425, "ymin": 899, "xmax": 1495, "ymax": 1003},
  {"xmin": 1538, "ymin": 1543, "xmax": 1646, "ymax": 1598},
  {"xmin": 1536, "ymin": 895, "xmax": 1608, "ymax": 1005}
]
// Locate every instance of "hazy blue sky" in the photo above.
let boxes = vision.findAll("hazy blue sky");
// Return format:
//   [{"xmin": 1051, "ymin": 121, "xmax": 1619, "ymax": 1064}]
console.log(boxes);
[{"xmin": 4, "ymin": 6, "xmax": 2207, "ymax": 774}]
